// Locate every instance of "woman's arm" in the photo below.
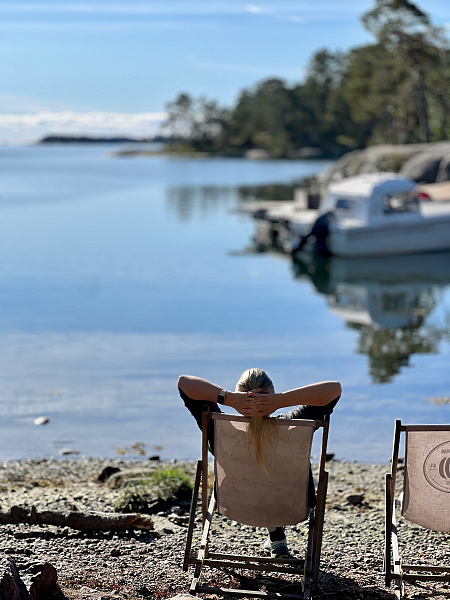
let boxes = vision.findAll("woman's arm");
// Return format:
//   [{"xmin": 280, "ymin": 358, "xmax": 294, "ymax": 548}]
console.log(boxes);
[
  {"xmin": 178, "ymin": 375, "xmax": 268, "ymax": 417},
  {"xmin": 244, "ymin": 381, "xmax": 342, "ymax": 416}
]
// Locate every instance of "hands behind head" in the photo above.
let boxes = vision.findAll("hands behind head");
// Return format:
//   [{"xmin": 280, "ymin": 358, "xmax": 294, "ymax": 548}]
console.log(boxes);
[
  {"xmin": 225, "ymin": 389, "xmax": 276, "ymax": 417},
  {"xmin": 241, "ymin": 389, "xmax": 274, "ymax": 418}
]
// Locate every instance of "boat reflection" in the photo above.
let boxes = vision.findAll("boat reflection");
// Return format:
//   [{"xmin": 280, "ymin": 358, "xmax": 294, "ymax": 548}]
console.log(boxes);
[{"xmin": 292, "ymin": 252, "xmax": 450, "ymax": 383}]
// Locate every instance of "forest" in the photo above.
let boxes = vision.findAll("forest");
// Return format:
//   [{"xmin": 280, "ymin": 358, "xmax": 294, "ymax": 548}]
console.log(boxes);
[{"xmin": 163, "ymin": 0, "xmax": 450, "ymax": 159}]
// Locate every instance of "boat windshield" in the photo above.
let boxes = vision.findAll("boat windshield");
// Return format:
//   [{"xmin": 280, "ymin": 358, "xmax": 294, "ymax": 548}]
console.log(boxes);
[
  {"xmin": 383, "ymin": 190, "xmax": 419, "ymax": 214},
  {"xmin": 327, "ymin": 195, "xmax": 367, "ymax": 220}
]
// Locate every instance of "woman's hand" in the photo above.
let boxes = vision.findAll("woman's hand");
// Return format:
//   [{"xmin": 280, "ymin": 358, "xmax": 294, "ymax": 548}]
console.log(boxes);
[
  {"xmin": 227, "ymin": 389, "xmax": 277, "ymax": 417},
  {"xmin": 243, "ymin": 391, "xmax": 280, "ymax": 417}
]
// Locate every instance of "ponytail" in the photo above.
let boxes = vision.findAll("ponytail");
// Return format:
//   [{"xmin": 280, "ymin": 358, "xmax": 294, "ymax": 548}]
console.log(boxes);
[
  {"xmin": 246, "ymin": 416, "xmax": 279, "ymax": 473},
  {"xmin": 235, "ymin": 368, "xmax": 279, "ymax": 473}
]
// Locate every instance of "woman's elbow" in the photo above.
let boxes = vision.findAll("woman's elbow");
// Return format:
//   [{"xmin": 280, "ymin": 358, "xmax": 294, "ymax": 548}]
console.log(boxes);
[
  {"xmin": 331, "ymin": 381, "xmax": 342, "ymax": 399},
  {"xmin": 178, "ymin": 375, "xmax": 188, "ymax": 390},
  {"xmin": 318, "ymin": 381, "xmax": 341, "ymax": 405}
]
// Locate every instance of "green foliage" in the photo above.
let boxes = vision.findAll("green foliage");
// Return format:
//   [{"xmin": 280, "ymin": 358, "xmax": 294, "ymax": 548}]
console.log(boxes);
[
  {"xmin": 114, "ymin": 465, "xmax": 193, "ymax": 514},
  {"xmin": 163, "ymin": 1, "xmax": 450, "ymax": 158}
]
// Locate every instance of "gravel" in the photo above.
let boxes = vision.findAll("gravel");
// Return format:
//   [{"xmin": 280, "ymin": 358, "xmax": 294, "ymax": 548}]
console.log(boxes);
[{"xmin": 1, "ymin": 456, "xmax": 450, "ymax": 599}]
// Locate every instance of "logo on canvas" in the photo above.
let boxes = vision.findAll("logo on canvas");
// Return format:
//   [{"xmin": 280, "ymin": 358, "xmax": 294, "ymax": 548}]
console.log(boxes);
[{"xmin": 423, "ymin": 441, "xmax": 450, "ymax": 492}]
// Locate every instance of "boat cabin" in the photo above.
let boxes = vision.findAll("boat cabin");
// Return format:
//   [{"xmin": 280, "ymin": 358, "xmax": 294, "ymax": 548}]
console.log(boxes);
[{"xmin": 321, "ymin": 173, "xmax": 419, "ymax": 228}]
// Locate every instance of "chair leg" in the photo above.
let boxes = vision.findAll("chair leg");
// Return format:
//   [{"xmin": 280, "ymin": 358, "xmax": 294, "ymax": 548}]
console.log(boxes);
[
  {"xmin": 312, "ymin": 470, "xmax": 327, "ymax": 582},
  {"xmin": 189, "ymin": 487, "xmax": 216, "ymax": 595},
  {"xmin": 385, "ymin": 473, "xmax": 392, "ymax": 587},
  {"xmin": 183, "ymin": 460, "xmax": 202, "ymax": 571},
  {"xmin": 302, "ymin": 508, "xmax": 315, "ymax": 599},
  {"xmin": 391, "ymin": 501, "xmax": 403, "ymax": 597}
]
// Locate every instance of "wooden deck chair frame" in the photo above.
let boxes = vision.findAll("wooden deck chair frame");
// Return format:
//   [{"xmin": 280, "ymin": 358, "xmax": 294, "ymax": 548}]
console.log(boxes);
[
  {"xmin": 183, "ymin": 406, "xmax": 330, "ymax": 599},
  {"xmin": 385, "ymin": 419, "xmax": 450, "ymax": 598}
]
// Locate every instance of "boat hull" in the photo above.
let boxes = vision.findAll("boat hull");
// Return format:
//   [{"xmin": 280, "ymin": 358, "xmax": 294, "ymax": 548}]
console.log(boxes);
[{"xmin": 329, "ymin": 216, "xmax": 450, "ymax": 257}]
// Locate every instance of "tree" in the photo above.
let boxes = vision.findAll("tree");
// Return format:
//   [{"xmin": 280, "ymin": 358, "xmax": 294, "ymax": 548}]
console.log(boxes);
[
  {"xmin": 344, "ymin": 0, "xmax": 450, "ymax": 144},
  {"xmin": 298, "ymin": 50, "xmax": 366, "ymax": 154},
  {"xmin": 229, "ymin": 79, "xmax": 296, "ymax": 157},
  {"xmin": 161, "ymin": 1, "xmax": 450, "ymax": 157},
  {"xmin": 164, "ymin": 93, "xmax": 230, "ymax": 152},
  {"xmin": 164, "ymin": 93, "xmax": 195, "ymax": 141}
]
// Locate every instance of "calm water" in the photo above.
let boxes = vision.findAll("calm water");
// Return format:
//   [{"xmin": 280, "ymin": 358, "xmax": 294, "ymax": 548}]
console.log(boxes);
[{"xmin": 0, "ymin": 145, "xmax": 449, "ymax": 463}]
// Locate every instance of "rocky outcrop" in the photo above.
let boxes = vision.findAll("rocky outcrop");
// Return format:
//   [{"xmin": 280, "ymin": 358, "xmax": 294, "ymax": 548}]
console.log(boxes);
[
  {"xmin": 25, "ymin": 562, "xmax": 58, "ymax": 600},
  {"xmin": 320, "ymin": 142, "xmax": 450, "ymax": 189},
  {"xmin": 0, "ymin": 556, "xmax": 26, "ymax": 600},
  {"xmin": 0, "ymin": 556, "xmax": 58, "ymax": 600},
  {"xmin": 400, "ymin": 148, "xmax": 450, "ymax": 183}
]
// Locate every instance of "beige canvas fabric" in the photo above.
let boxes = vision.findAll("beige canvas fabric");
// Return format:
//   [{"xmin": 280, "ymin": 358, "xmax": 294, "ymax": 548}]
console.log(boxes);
[
  {"xmin": 213, "ymin": 414, "xmax": 314, "ymax": 528},
  {"xmin": 403, "ymin": 428, "xmax": 450, "ymax": 532}
]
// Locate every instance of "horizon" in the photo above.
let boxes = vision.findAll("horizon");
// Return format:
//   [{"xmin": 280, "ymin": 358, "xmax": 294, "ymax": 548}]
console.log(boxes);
[{"xmin": 1, "ymin": 0, "xmax": 450, "ymax": 145}]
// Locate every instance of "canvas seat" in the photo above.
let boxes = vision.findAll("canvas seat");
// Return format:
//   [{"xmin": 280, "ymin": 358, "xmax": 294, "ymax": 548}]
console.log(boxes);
[
  {"xmin": 183, "ymin": 406, "xmax": 330, "ymax": 599},
  {"xmin": 385, "ymin": 420, "xmax": 450, "ymax": 598}
]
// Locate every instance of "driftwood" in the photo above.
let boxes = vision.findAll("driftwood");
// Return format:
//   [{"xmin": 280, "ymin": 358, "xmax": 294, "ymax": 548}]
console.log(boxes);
[{"xmin": 0, "ymin": 506, "xmax": 153, "ymax": 531}]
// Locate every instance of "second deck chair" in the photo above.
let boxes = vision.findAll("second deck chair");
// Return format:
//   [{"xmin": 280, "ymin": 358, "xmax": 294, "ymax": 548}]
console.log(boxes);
[
  {"xmin": 183, "ymin": 407, "xmax": 330, "ymax": 599},
  {"xmin": 385, "ymin": 420, "xmax": 450, "ymax": 598}
]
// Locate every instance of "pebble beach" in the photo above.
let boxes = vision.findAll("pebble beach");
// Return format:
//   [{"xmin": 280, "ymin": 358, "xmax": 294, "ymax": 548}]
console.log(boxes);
[{"xmin": 1, "ymin": 457, "xmax": 450, "ymax": 600}]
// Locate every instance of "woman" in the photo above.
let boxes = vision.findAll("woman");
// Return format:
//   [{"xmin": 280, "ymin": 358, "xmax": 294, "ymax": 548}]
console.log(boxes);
[{"xmin": 178, "ymin": 368, "xmax": 341, "ymax": 558}]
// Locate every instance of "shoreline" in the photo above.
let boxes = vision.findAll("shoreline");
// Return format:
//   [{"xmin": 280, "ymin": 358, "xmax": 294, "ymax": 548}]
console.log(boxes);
[{"xmin": 1, "ymin": 457, "xmax": 449, "ymax": 599}]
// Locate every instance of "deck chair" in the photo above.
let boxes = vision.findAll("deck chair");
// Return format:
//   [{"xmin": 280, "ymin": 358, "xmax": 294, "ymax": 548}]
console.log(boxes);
[
  {"xmin": 385, "ymin": 420, "xmax": 450, "ymax": 598},
  {"xmin": 183, "ymin": 406, "xmax": 330, "ymax": 599}
]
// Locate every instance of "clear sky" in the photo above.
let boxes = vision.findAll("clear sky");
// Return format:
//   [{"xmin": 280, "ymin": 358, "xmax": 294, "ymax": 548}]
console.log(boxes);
[{"xmin": 1, "ymin": 0, "xmax": 450, "ymax": 143}]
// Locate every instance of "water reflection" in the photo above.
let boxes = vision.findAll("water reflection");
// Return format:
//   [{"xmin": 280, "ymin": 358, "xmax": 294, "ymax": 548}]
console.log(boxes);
[
  {"xmin": 166, "ymin": 186, "xmax": 235, "ymax": 221},
  {"xmin": 291, "ymin": 252, "xmax": 450, "ymax": 383}
]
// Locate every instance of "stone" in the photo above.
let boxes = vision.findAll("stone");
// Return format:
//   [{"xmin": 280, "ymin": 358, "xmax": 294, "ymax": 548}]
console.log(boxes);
[
  {"xmin": 400, "ymin": 150, "xmax": 450, "ymax": 183},
  {"xmin": 319, "ymin": 141, "xmax": 450, "ymax": 191},
  {"xmin": 24, "ymin": 561, "xmax": 58, "ymax": 600},
  {"xmin": 97, "ymin": 466, "xmax": 121, "ymax": 482},
  {"xmin": 346, "ymin": 494, "xmax": 365, "ymax": 506},
  {"xmin": 58, "ymin": 448, "xmax": 80, "ymax": 456},
  {"xmin": 0, "ymin": 555, "xmax": 26, "ymax": 600}
]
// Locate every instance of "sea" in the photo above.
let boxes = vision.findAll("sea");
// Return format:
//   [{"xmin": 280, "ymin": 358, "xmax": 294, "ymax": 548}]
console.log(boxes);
[{"xmin": 0, "ymin": 143, "xmax": 449, "ymax": 463}]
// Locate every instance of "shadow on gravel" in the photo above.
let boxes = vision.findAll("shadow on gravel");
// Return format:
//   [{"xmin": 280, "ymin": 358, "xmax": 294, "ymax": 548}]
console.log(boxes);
[{"xmin": 193, "ymin": 569, "xmax": 397, "ymax": 600}]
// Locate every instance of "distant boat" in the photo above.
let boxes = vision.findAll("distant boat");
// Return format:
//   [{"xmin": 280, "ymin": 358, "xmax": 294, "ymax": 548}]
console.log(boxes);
[{"xmin": 257, "ymin": 173, "xmax": 450, "ymax": 257}]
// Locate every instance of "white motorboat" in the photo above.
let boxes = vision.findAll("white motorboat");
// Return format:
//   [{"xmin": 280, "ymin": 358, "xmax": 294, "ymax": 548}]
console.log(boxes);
[{"xmin": 289, "ymin": 173, "xmax": 450, "ymax": 257}]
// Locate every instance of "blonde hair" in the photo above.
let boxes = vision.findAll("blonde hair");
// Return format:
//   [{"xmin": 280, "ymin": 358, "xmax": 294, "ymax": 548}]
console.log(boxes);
[{"xmin": 236, "ymin": 368, "xmax": 278, "ymax": 472}]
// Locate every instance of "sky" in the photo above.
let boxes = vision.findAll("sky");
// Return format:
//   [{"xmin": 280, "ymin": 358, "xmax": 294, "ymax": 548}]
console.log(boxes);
[{"xmin": 1, "ymin": 0, "xmax": 450, "ymax": 144}]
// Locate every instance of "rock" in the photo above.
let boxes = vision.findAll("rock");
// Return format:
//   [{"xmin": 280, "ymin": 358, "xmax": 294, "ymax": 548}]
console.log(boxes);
[
  {"xmin": 163, "ymin": 527, "xmax": 174, "ymax": 534},
  {"xmin": 97, "ymin": 466, "xmax": 121, "ymax": 482},
  {"xmin": 58, "ymin": 449, "xmax": 79, "ymax": 456},
  {"xmin": 168, "ymin": 515, "xmax": 188, "ymax": 525},
  {"xmin": 0, "ymin": 555, "xmax": 26, "ymax": 600},
  {"xmin": 320, "ymin": 141, "xmax": 450, "ymax": 191},
  {"xmin": 400, "ymin": 150, "xmax": 450, "ymax": 183},
  {"xmin": 133, "ymin": 586, "xmax": 151, "ymax": 597},
  {"xmin": 346, "ymin": 494, "xmax": 365, "ymax": 506},
  {"xmin": 26, "ymin": 562, "xmax": 58, "ymax": 600},
  {"xmin": 245, "ymin": 148, "xmax": 273, "ymax": 160}
]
